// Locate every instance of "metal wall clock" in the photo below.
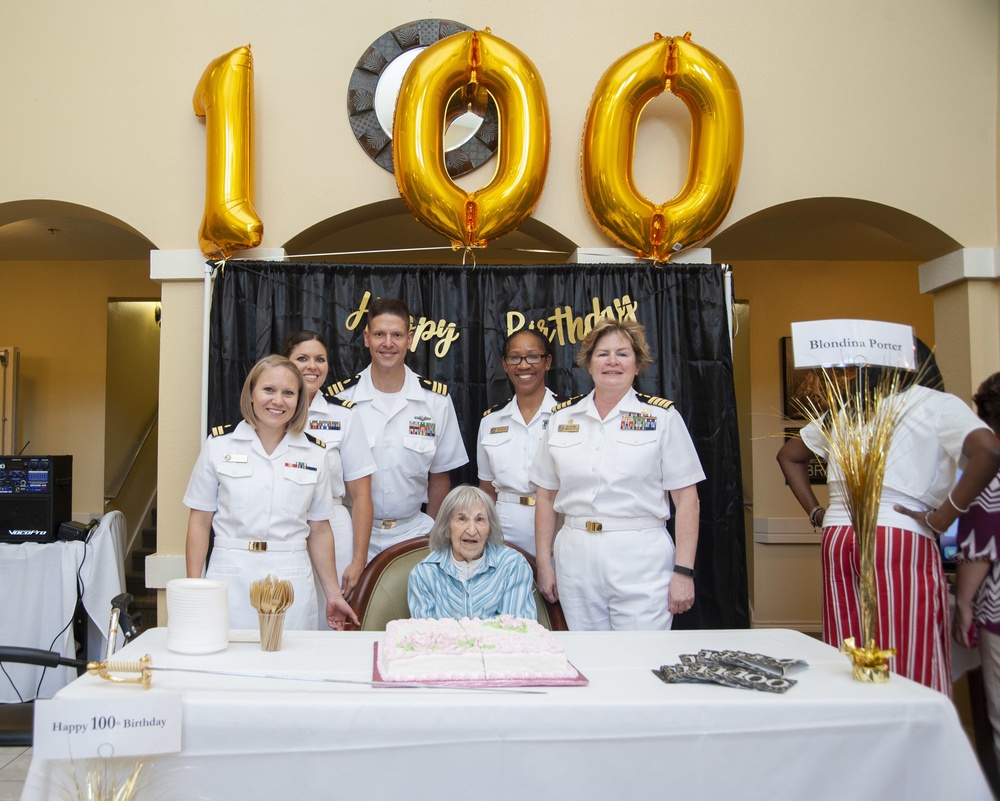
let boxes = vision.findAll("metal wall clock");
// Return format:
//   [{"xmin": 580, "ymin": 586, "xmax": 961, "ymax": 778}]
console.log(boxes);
[{"xmin": 347, "ymin": 18, "xmax": 499, "ymax": 177}]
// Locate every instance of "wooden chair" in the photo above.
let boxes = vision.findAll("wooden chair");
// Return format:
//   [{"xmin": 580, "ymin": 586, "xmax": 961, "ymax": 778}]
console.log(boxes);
[
  {"xmin": 345, "ymin": 537, "xmax": 430, "ymax": 631},
  {"xmin": 345, "ymin": 536, "xmax": 567, "ymax": 631}
]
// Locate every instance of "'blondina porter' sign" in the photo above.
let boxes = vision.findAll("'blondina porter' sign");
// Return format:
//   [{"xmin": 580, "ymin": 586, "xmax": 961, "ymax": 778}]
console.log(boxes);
[{"xmin": 790, "ymin": 319, "xmax": 916, "ymax": 370}]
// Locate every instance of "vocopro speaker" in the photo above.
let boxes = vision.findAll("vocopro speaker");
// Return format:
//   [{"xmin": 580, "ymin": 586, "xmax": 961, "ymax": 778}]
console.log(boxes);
[{"xmin": 0, "ymin": 455, "xmax": 72, "ymax": 543}]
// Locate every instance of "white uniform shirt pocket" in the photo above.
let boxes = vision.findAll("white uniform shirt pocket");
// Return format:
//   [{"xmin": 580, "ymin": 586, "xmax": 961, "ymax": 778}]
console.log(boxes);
[
  {"xmin": 615, "ymin": 430, "xmax": 660, "ymax": 477},
  {"xmin": 480, "ymin": 428, "xmax": 515, "ymax": 476},
  {"xmin": 547, "ymin": 430, "xmax": 587, "ymax": 480},
  {"xmin": 217, "ymin": 461, "xmax": 253, "ymax": 508},
  {"xmin": 401, "ymin": 435, "xmax": 437, "ymax": 477},
  {"xmin": 282, "ymin": 464, "xmax": 320, "ymax": 516}
]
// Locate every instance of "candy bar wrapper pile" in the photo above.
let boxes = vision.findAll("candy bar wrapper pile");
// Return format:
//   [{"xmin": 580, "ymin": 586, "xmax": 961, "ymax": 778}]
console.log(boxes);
[{"xmin": 653, "ymin": 649, "xmax": 808, "ymax": 693}]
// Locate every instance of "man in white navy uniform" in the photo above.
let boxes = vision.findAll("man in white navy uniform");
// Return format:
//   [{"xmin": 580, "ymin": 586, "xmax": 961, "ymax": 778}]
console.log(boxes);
[{"xmin": 331, "ymin": 297, "xmax": 469, "ymax": 561}]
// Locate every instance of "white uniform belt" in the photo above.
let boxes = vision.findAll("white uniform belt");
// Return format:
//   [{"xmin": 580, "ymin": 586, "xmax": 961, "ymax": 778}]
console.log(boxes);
[
  {"xmin": 373, "ymin": 512, "xmax": 420, "ymax": 530},
  {"xmin": 565, "ymin": 516, "xmax": 665, "ymax": 533},
  {"xmin": 213, "ymin": 536, "xmax": 307, "ymax": 552},
  {"xmin": 497, "ymin": 491, "xmax": 536, "ymax": 507}
]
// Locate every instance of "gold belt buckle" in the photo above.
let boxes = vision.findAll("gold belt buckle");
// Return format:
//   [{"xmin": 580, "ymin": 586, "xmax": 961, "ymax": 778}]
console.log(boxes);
[
  {"xmin": 585, "ymin": 521, "xmax": 602, "ymax": 532},
  {"xmin": 381, "ymin": 519, "xmax": 397, "ymax": 530},
  {"xmin": 248, "ymin": 541, "xmax": 267, "ymax": 552},
  {"xmin": 520, "ymin": 495, "xmax": 536, "ymax": 507}
]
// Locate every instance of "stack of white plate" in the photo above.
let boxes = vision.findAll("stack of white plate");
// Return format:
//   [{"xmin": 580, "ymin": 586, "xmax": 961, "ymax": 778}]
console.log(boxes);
[{"xmin": 166, "ymin": 578, "xmax": 230, "ymax": 654}]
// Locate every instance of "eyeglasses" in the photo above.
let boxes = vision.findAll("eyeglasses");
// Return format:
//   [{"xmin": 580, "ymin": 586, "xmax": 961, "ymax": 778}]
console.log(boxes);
[{"xmin": 503, "ymin": 354, "xmax": 545, "ymax": 365}]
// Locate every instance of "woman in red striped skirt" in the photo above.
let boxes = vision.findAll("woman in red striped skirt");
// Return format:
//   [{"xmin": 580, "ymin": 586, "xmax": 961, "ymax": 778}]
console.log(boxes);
[{"xmin": 778, "ymin": 367, "xmax": 1000, "ymax": 696}]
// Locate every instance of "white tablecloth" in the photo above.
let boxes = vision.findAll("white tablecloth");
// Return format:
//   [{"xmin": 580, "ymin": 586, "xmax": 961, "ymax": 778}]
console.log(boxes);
[
  {"xmin": 0, "ymin": 511, "xmax": 125, "ymax": 702},
  {"xmin": 21, "ymin": 626, "xmax": 992, "ymax": 800}
]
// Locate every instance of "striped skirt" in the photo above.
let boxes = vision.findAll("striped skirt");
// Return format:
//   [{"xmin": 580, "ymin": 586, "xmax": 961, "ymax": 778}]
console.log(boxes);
[{"xmin": 822, "ymin": 524, "xmax": 952, "ymax": 697}]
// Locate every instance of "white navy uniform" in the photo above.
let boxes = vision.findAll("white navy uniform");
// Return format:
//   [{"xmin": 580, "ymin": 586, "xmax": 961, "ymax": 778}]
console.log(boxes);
[
  {"xmin": 306, "ymin": 391, "xmax": 377, "ymax": 629},
  {"xmin": 332, "ymin": 365, "xmax": 469, "ymax": 559},
  {"xmin": 183, "ymin": 420, "xmax": 336, "ymax": 631},
  {"xmin": 529, "ymin": 388, "xmax": 705, "ymax": 631},
  {"xmin": 476, "ymin": 388, "xmax": 560, "ymax": 555}
]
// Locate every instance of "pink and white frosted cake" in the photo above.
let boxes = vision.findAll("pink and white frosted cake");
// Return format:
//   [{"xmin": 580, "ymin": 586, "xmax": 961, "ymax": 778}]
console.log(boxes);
[{"xmin": 378, "ymin": 616, "xmax": 576, "ymax": 682}]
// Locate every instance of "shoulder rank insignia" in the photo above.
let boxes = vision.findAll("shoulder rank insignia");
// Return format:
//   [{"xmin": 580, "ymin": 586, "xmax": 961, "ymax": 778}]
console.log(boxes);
[
  {"xmin": 553, "ymin": 394, "xmax": 586, "ymax": 412},
  {"xmin": 325, "ymin": 395, "xmax": 356, "ymax": 409},
  {"xmin": 637, "ymin": 393, "xmax": 674, "ymax": 410},
  {"xmin": 210, "ymin": 423, "xmax": 233, "ymax": 437},
  {"xmin": 325, "ymin": 375, "xmax": 360, "ymax": 396},
  {"xmin": 482, "ymin": 397, "xmax": 512, "ymax": 417},
  {"xmin": 304, "ymin": 433, "xmax": 327, "ymax": 449},
  {"xmin": 418, "ymin": 376, "xmax": 449, "ymax": 396}
]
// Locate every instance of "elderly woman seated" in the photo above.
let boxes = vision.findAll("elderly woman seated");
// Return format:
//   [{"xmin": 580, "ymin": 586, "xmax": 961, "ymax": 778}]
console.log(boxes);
[{"xmin": 407, "ymin": 485, "xmax": 537, "ymax": 620}]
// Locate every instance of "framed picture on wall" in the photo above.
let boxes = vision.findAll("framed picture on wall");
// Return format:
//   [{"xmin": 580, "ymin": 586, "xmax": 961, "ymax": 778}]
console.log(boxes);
[
  {"xmin": 783, "ymin": 427, "xmax": 827, "ymax": 485},
  {"xmin": 781, "ymin": 336, "xmax": 824, "ymax": 420}
]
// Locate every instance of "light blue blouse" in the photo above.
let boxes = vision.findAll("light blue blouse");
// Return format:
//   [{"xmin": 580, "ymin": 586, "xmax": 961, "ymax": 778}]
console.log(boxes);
[{"xmin": 407, "ymin": 541, "xmax": 537, "ymax": 620}]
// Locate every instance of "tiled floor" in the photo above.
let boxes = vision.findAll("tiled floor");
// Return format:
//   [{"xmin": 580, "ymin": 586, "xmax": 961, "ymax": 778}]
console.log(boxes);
[{"xmin": 0, "ymin": 746, "xmax": 30, "ymax": 801}]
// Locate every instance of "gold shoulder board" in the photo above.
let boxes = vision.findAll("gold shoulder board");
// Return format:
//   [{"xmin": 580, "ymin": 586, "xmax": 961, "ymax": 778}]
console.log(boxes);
[
  {"xmin": 419, "ymin": 376, "xmax": 449, "ymax": 396},
  {"xmin": 325, "ymin": 374, "xmax": 360, "ymax": 396},
  {"xmin": 482, "ymin": 398, "xmax": 512, "ymax": 417},
  {"xmin": 637, "ymin": 393, "xmax": 674, "ymax": 410},
  {"xmin": 553, "ymin": 394, "xmax": 586, "ymax": 412},
  {"xmin": 326, "ymin": 395, "xmax": 356, "ymax": 409}
]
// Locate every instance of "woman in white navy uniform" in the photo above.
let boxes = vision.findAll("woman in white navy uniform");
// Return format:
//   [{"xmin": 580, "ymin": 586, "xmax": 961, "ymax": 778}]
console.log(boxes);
[
  {"xmin": 530, "ymin": 319, "xmax": 705, "ymax": 631},
  {"xmin": 284, "ymin": 331, "xmax": 376, "ymax": 626},
  {"xmin": 184, "ymin": 355, "xmax": 359, "ymax": 631},
  {"xmin": 477, "ymin": 329, "xmax": 559, "ymax": 555}
]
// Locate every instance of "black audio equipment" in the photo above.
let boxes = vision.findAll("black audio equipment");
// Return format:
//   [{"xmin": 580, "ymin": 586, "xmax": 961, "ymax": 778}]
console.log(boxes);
[
  {"xmin": 57, "ymin": 520, "xmax": 95, "ymax": 542},
  {"xmin": 0, "ymin": 455, "xmax": 72, "ymax": 543}
]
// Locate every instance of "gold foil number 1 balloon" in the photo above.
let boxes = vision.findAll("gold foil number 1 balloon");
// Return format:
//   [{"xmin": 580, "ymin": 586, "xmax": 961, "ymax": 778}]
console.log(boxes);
[
  {"xmin": 193, "ymin": 45, "xmax": 263, "ymax": 260},
  {"xmin": 393, "ymin": 29, "xmax": 550, "ymax": 249},
  {"xmin": 582, "ymin": 33, "xmax": 743, "ymax": 262}
]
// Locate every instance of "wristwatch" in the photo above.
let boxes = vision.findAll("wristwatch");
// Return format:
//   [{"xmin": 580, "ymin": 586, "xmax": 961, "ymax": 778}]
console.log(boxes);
[{"xmin": 673, "ymin": 564, "xmax": 695, "ymax": 578}]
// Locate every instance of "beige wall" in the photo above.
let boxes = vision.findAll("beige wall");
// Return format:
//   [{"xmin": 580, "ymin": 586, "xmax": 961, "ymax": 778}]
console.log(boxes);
[
  {"xmin": 0, "ymin": 0, "xmax": 996, "ymax": 248},
  {"xmin": 0, "ymin": 262, "xmax": 160, "ymax": 517},
  {"xmin": 105, "ymin": 301, "xmax": 160, "ymax": 491}
]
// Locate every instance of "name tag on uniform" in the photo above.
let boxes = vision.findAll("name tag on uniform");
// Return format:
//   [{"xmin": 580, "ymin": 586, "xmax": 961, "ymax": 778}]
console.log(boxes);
[
  {"xmin": 621, "ymin": 412, "xmax": 657, "ymax": 431},
  {"xmin": 223, "ymin": 454, "xmax": 248, "ymax": 463},
  {"xmin": 490, "ymin": 426, "xmax": 509, "ymax": 434},
  {"xmin": 558, "ymin": 419, "xmax": 580, "ymax": 433},
  {"xmin": 309, "ymin": 420, "xmax": 341, "ymax": 431},
  {"xmin": 284, "ymin": 461, "xmax": 317, "ymax": 471}
]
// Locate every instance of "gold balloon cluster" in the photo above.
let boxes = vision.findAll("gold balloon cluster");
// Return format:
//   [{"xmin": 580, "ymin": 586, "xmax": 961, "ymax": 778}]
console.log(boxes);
[{"xmin": 192, "ymin": 32, "xmax": 743, "ymax": 262}]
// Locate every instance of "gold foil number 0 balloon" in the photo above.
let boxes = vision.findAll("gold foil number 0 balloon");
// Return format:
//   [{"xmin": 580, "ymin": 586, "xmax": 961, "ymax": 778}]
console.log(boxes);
[
  {"xmin": 393, "ymin": 29, "xmax": 550, "ymax": 248},
  {"xmin": 582, "ymin": 33, "xmax": 743, "ymax": 262},
  {"xmin": 193, "ymin": 45, "xmax": 263, "ymax": 260}
]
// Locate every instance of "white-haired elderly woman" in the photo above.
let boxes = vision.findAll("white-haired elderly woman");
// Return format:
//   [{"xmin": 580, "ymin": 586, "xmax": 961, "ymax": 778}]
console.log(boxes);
[{"xmin": 407, "ymin": 485, "xmax": 537, "ymax": 620}]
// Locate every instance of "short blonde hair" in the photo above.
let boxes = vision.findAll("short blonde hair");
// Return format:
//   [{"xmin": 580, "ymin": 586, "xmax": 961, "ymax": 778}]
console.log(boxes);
[
  {"xmin": 575, "ymin": 318, "xmax": 653, "ymax": 372},
  {"xmin": 239, "ymin": 355, "xmax": 309, "ymax": 434}
]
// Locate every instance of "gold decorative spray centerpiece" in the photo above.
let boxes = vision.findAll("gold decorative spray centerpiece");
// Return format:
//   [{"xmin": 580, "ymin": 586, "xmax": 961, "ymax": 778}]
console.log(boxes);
[{"xmin": 795, "ymin": 366, "xmax": 907, "ymax": 682}]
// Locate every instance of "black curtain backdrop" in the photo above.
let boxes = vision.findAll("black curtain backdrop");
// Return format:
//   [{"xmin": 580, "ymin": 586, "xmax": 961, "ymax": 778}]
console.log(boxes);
[{"xmin": 208, "ymin": 261, "xmax": 749, "ymax": 629}]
